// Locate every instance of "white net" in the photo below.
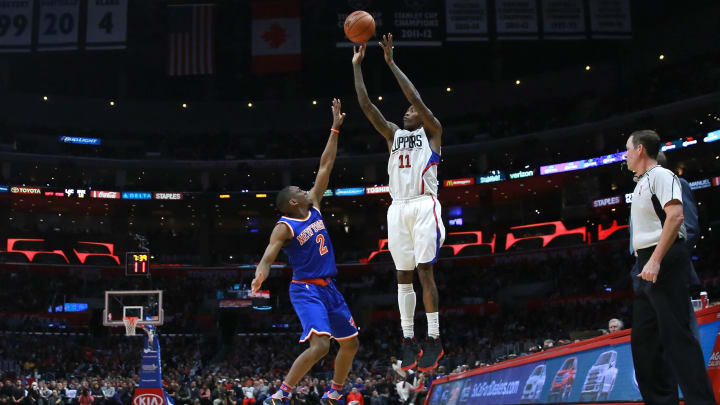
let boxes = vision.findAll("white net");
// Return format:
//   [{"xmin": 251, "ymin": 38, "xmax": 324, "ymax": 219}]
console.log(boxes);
[{"xmin": 123, "ymin": 317, "xmax": 139, "ymax": 336}]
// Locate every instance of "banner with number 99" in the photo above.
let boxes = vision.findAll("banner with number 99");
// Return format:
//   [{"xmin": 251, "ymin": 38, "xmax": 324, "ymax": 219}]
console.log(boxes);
[
  {"xmin": 0, "ymin": 0, "xmax": 32, "ymax": 52},
  {"xmin": 38, "ymin": 0, "xmax": 80, "ymax": 51}
]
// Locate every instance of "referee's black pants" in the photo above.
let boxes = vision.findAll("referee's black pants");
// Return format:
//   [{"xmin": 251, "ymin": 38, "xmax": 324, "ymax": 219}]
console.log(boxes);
[{"xmin": 631, "ymin": 240, "xmax": 716, "ymax": 405}]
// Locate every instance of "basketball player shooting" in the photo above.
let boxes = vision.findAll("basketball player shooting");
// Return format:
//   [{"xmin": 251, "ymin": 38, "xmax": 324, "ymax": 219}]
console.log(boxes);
[
  {"xmin": 352, "ymin": 34, "xmax": 445, "ymax": 372},
  {"xmin": 251, "ymin": 99, "xmax": 359, "ymax": 405}
]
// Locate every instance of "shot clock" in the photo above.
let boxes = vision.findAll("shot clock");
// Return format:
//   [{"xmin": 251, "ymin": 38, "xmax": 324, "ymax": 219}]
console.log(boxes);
[{"xmin": 126, "ymin": 252, "xmax": 150, "ymax": 276}]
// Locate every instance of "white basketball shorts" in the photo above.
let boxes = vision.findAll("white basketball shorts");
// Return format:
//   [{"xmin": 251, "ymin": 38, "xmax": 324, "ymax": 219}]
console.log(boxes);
[{"xmin": 387, "ymin": 195, "xmax": 446, "ymax": 271}]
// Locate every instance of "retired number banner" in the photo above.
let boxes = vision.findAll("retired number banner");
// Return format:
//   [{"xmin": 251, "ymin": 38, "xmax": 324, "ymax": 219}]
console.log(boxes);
[
  {"xmin": 0, "ymin": 0, "xmax": 33, "ymax": 52},
  {"xmin": 86, "ymin": 0, "xmax": 128, "ymax": 50},
  {"xmin": 37, "ymin": 0, "xmax": 80, "ymax": 51}
]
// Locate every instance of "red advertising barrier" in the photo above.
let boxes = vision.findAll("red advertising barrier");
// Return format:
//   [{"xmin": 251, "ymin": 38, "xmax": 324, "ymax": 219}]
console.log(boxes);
[{"xmin": 426, "ymin": 306, "xmax": 720, "ymax": 405}]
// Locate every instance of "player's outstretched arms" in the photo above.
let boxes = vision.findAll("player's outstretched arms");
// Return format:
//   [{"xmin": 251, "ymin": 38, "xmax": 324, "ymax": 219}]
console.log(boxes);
[
  {"xmin": 251, "ymin": 223, "xmax": 292, "ymax": 293},
  {"xmin": 379, "ymin": 33, "xmax": 442, "ymax": 141},
  {"xmin": 309, "ymin": 98, "xmax": 345, "ymax": 206},
  {"xmin": 352, "ymin": 42, "xmax": 399, "ymax": 151}
]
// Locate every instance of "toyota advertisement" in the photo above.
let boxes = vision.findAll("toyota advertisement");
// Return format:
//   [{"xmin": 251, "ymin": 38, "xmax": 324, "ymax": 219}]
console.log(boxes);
[{"xmin": 427, "ymin": 319, "xmax": 720, "ymax": 404}]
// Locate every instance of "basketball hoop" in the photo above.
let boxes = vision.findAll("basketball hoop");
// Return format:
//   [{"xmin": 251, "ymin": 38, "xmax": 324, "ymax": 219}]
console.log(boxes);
[
  {"xmin": 123, "ymin": 316, "xmax": 155, "ymax": 344},
  {"xmin": 123, "ymin": 316, "xmax": 141, "ymax": 336}
]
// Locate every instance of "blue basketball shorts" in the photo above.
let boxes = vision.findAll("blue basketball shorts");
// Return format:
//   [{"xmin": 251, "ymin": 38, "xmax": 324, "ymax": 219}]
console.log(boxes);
[{"xmin": 289, "ymin": 279, "xmax": 358, "ymax": 343}]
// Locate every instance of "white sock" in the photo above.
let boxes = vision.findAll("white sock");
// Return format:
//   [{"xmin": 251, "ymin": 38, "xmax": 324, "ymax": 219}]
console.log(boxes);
[
  {"xmin": 398, "ymin": 283, "xmax": 416, "ymax": 338},
  {"xmin": 427, "ymin": 312, "xmax": 440, "ymax": 339}
]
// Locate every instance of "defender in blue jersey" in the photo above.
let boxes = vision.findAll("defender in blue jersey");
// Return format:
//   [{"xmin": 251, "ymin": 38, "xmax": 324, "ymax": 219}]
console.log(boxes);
[{"xmin": 252, "ymin": 99, "xmax": 358, "ymax": 405}]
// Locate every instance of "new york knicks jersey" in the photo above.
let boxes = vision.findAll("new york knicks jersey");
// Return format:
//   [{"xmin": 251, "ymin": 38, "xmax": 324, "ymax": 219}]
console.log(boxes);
[
  {"xmin": 277, "ymin": 207, "xmax": 338, "ymax": 281},
  {"xmin": 388, "ymin": 127, "xmax": 440, "ymax": 200}
]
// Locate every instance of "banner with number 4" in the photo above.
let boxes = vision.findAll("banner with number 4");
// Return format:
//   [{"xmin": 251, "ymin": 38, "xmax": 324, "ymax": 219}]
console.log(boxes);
[
  {"xmin": 0, "ymin": 0, "xmax": 32, "ymax": 52},
  {"xmin": 86, "ymin": 0, "xmax": 128, "ymax": 50}
]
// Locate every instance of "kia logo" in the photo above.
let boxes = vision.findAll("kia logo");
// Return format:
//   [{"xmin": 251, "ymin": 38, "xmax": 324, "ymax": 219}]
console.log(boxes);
[{"xmin": 134, "ymin": 394, "xmax": 163, "ymax": 405}]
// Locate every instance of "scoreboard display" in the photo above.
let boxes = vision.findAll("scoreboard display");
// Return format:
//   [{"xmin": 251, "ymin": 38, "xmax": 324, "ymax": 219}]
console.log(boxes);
[{"xmin": 125, "ymin": 252, "xmax": 149, "ymax": 276}]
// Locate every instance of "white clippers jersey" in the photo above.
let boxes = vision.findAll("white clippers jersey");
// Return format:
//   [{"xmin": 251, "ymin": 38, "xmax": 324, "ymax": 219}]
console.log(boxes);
[{"xmin": 388, "ymin": 127, "xmax": 441, "ymax": 200}]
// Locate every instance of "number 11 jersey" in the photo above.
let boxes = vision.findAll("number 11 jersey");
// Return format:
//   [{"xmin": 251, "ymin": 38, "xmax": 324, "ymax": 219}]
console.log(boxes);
[
  {"xmin": 277, "ymin": 207, "xmax": 338, "ymax": 281},
  {"xmin": 388, "ymin": 127, "xmax": 441, "ymax": 200}
]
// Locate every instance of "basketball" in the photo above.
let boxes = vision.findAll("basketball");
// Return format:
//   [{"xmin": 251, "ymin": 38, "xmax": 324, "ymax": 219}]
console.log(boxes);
[{"xmin": 344, "ymin": 10, "xmax": 375, "ymax": 43}]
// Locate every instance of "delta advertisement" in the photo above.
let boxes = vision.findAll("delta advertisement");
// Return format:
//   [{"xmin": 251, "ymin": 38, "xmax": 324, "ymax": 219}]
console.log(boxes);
[{"xmin": 427, "ymin": 319, "xmax": 720, "ymax": 405}]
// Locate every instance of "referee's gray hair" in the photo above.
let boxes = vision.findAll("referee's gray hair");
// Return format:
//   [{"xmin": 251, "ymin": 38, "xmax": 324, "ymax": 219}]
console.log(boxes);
[
  {"xmin": 609, "ymin": 318, "xmax": 624, "ymax": 328},
  {"xmin": 630, "ymin": 130, "xmax": 661, "ymax": 159}
]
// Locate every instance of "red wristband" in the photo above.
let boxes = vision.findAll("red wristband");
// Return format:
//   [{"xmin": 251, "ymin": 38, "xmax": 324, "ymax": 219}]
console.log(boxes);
[{"xmin": 330, "ymin": 128, "xmax": 340, "ymax": 134}]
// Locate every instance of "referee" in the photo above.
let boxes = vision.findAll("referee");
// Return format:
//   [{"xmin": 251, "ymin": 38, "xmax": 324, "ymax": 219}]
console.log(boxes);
[{"xmin": 625, "ymin": 130, "xmax": 715, "ymax": 405}]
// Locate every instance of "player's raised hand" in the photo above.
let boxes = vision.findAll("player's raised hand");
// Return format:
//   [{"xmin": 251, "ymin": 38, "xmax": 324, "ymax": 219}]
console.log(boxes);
[
  {"xmin": 352, "ymin": 42, "xmax": 366, "ymax": 65},
  {"xmin": 250, "ymin": 272, "xmax": 264, "ymax": 294},
  {"xmin": 331, "ymin": 98, "xmax": 346, "ymax": 130},
  {"xmin": 379, "ymin": 33, "xmax": 394, "ymax": 65}
]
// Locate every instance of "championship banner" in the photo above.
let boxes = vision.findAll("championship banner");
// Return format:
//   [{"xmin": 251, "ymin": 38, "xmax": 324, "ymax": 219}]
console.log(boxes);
[
  {"xmin": 0, "ymin": 0, "xmax": 33, "ymax": 52},
  {"xmin": 589, "ymin": 0, "xmax": 631, "ymax": 39},
  {"xmin": 390, "ymin": 0, "xmax": 441, "ymax": 46},
  {"xmin": 445, "ymin": 0, "xmax": 488, "ymax": 42},
  {"xmin": 495, "ymin": 0, "xmax": 538, "ymax": 40},
  {"xmin": 541, "ymin": 0, "xmax": 586, "ymax": 39},
  {"xmin": 86, "ymin": 0, "xmax": 128, "ymax": 50},
  {"xmin": 37, "ymin": 0, "xmax": 80, "ymax": 51},
  {"xmin": 334, "ymin": 0, "xmax": 441, "ymax": 47}
]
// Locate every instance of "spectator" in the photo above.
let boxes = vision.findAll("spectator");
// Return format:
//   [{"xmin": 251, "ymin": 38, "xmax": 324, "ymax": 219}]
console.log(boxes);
[
  {"xmin": 346, "ymin": 387, "xmax": 363, "ymax": 405},
  {"xmin": 40, "ymin": 383, "xmax": 52, "ymax": 405},
  {"xmin": 198, "ymin": 385, "xmax": 211, "ymax": 405},
  {"xmin": 78, "ymin": 390, "xmax": 94, "ymax": 405},
  {"xmin": 608, "ymin": 318, "xmax": 624, "ymax": 333},
  {"xmin": 49, "ymin": 392, "xmax": 63, "ymax": 405},
  {"xmin": 12, "ymin": 381, "xmax": 25, "ymax": 405},
  {"xmin": 389, "ymin": 357, "xmax": 405, "ymax": 379},
  {"xmin": 542, "ymin": 339, "xmax": 554, "ymax": 350},
  {"xmin": 1, "ymin": 382, "xmax": 13, "ymax": 399},
  {"xmin": 101, "ymin": 384, "xmax": 115, "ymax": 405},
  {"xmin": 177, "ymin": 384, "xmax": 192, "ymax": 405},
  {"xmin": 27, "ymin": 383, "xmax": 40, "ymax": 405},
  {"xmin": 395, "ymin": 376, "xmax": 412, "ymax": 405},
  {"xmin": 91, "ymin": 384, "xmax": 104, "ymax": 405},
  {"xmin": 240, "ymin": 381, "xmax": 254, "ymax": 405}
]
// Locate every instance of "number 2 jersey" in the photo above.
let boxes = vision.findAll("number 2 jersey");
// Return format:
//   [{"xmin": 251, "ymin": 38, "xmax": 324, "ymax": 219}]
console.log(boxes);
[
  {"xmin": 388, "ymin": 127, "xmax": 441, "ymax": 200},
  {"xmin": 277, "ymin": 206, "xmax": 338, "ymax": 281}
]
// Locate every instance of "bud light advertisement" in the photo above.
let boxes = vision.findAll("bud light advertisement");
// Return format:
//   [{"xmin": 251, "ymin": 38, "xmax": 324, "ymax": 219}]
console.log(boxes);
[{"xmin": 427, "ymin": 319, "xmax": 720, "ymax": 404}]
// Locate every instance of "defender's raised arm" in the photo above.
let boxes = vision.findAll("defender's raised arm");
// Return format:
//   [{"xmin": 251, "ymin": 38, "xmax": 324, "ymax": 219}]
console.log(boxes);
[{"xmin": 308, "ymin": 98, "xmax": 345, "ymax": 206}]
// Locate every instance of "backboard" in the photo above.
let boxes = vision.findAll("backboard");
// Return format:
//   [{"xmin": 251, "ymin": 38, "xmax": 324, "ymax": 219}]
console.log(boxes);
[{"xmin": 103, "ymin": 290, "xmax": 164, "ymax": 326}]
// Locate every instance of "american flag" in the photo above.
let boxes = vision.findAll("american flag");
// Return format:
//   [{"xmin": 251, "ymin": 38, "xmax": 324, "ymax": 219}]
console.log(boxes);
[{"xmin": 167, "ymin": 4, "xmax": 215, "ymax": 76}]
